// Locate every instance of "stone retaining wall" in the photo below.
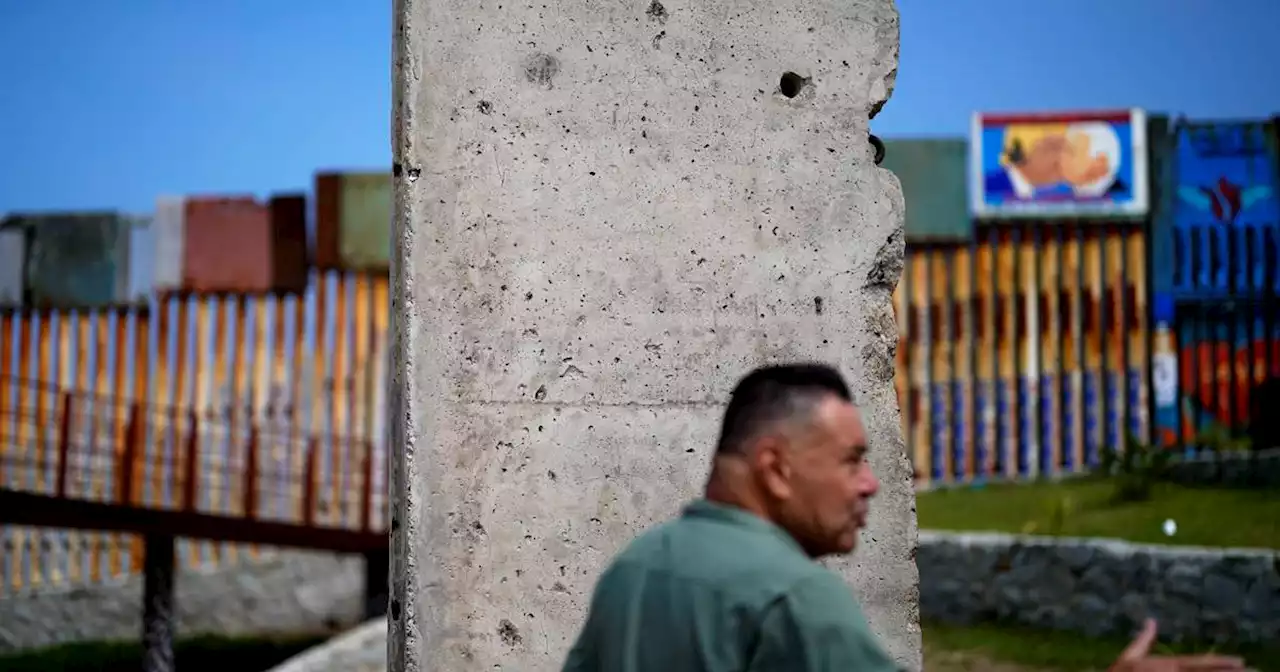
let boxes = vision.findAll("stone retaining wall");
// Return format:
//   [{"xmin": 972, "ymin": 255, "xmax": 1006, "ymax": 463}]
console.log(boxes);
[
  {"xmin": 0, "ymin": 550, "xmax": 363, "ymax": 652},
  {"xmin": 918, "ymin": 531, "xmax": 1280, "ymax": 644},
  {"xmin": 1164, "ymin": 448, "xmax": 1280, "ymax": 489}
]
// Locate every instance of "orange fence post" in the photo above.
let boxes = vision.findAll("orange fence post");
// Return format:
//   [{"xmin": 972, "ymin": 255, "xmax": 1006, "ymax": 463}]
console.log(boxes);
[
  {"xmin": 182, "ymin": 409, "xmax": 199, "ymax": 512},
  {"xmin": 243, "ymin": 424, "xmax": 259, "ymax": 520},
  {"xmin": 118, "ymin": 403, "xmax": 142, "ymax": 505},
  {"xmin": 302, "ymin": 436, "xmax": 318, "ymax": 528},
  {"xmin": 55, "ymin": 392, "xmax": 73, "ymax": 498},
  {"xmin": 360, "ymin": 440, "xmax": 374, "ymax": 532}
]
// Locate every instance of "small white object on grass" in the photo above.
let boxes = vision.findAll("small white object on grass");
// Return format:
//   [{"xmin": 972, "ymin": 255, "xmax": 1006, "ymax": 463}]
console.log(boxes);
[{"xmin": 1162, "ymin": 519, "xmax": 1177, "ymax": 536}]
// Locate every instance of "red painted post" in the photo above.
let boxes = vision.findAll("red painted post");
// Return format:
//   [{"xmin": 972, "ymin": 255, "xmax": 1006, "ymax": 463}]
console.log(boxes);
[
  {"xmin": 302, "ymin": 437, "xmax": 318, "ymax": 527},
  {"xmin": 181, "ymin": 409, "xmax": 199, "ymax": 512},
  {"xmin": 243, "ymin": 424, "xmax": 259, "ymax": 520},
  {"xmin": 55, "ymin": 392, "xmax": 73, "ymax": 498},
  {"xmin": 118, "ymin": 403, "xmax": 142, "ymax": 505},
  {"xmin": 360, "ymin": 441, "xmax": 374, "ymax": 532}
]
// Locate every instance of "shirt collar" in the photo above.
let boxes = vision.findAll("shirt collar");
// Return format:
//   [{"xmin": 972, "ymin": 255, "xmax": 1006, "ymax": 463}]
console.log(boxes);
[{"xmin": 682, "ymin": 499, "xmax": 809, "ymax": 557}]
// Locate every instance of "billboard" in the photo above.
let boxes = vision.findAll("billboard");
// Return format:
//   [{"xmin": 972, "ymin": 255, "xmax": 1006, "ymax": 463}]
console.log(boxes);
[{"xmin": 970, "ymin": 109, "xmax": 1149, "ymax": 219}]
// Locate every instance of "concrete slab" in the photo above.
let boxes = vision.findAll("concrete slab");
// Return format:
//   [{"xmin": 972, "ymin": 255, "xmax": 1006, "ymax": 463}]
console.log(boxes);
[{"xmin": 390, "ymin": 0, "xmax": 920, "ymax": 668}]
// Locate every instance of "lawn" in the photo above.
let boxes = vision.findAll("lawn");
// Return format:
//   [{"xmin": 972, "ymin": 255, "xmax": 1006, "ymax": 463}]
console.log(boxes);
[
  {"xmin": 916, "ymin": 476, "xmax": 1280, "ymax": 549},
  {"xmin": 0, "ymin": 633, "xmax": 328, "ymax": 672},
  {"xmin": 923, "ymin": 620, "xmax": 1280, "ymax": 671},
  {"xmin": 7, "ymin": 624, "xmax": 1280, "ymax": 672}
]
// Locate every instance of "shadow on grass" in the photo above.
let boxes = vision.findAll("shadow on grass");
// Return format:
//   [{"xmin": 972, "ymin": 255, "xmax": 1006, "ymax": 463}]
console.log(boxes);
[
  {"xmin": 0, "ymin": 633, "xmax": 329, "ymax": 672},
  {"xmin": 925, "ymin": 620, "xmax": 1280, "ymax": 671}
]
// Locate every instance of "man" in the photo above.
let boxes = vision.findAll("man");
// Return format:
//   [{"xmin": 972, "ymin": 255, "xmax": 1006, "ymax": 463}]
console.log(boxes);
[
  {"xmin": 985, "ymin": 128, "xmax": 1070, "ymax": 200},
  {"xmin": 562, "ymin": 363, "xmax": 1246, "ymax": 671}
]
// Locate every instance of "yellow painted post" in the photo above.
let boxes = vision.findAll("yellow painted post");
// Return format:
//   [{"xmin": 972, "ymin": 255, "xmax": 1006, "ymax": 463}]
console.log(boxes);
[
  {"xmin": 12, "ymin": 313, "xmax": 32, "ymax": 591},
  {"xmin": 247, "ymin": 295, "xmax": 269, "ymax": 557},
  {"xmin": 290, "ymin": 295, "xmax": 308, "ymax": 524},
  {"xmin": 310, "ymin": 272, "xmax": 330, "ymax": 524},
  {"xmin": 1127, "ymin": 230, "xmax": 1150, "ymax": 441},
  {"xmin": 953, "ymin": 247, "xmax": 974, "ymax": 479},
  {"xmin": 907, "ymin": 253, "xmax": 929, "ymax": 480},
  {"xmin": 928, "ymin": 250, "xmax": 952, "ymax": 482},
  {"xmin": 1019, "ymin": 232, "xmax": 1040, "ymax": 475},
  {"xmin": 1037, "ymin": 235, "xmax": 1057, "ymax": 476},
  {"xmin": 995, "ymin": 232, "xmax": 1018, "ymax": 478},
  {"xmin": 0, "ymin": 312, "xmax": 12, "ymax": 488},
  {"xmin": 330, "ymin": 274, "xmax": 351, "ymax": 527},
  {"xmin": 369, "ymin": 275, "xmax": 390, "ymax": 528},
  {"xmin": 974, "ymin": 236, "xmax": 996, "ymax": 478},
  {"xmin": 1083, "ymin": 232, "xmax": 1104, "ymax": 454},
  {"xmin": 351, "ymin": 275, "xmax": 371, "ymax": 528},
  {"xmin": 226, "ymin": 295, "xmax": 250, "ymax": 563},
  {"xmin": 126, "ymin": 308, "xmax": 151, "ymax": 578}
]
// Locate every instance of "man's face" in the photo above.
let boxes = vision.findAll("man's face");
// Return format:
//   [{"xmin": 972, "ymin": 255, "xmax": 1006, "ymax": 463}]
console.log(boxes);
[
  {"xmin": 1061, "ymin": 131, "xmax": 1110, "ymax": 187},
  {"xmin": 1017, "ymin": 134, "xmax": 1066, "ymax": 187},
  {"xmin": 762, "ymin": 397, "xmax": 878, "ymax": 557}
]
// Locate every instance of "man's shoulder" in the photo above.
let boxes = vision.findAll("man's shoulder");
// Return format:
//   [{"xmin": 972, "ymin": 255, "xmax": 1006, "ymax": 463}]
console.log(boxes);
[
  {"xmin": 778, "ymin": 566, "xmax": 872, "ymax": 623},
  {"xmin": 600, "ymin": 510, "xmax": 822, "ymax": 599}
]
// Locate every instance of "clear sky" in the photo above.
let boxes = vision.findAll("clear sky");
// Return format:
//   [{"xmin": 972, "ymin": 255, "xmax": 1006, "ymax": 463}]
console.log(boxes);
[{"xmin": 1, "ymin": 0, "xmax": 1278, "ymax": 213}]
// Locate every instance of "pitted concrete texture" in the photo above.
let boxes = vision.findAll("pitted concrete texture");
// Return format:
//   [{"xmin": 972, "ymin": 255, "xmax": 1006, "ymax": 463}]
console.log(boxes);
[
  {"xmin": 390, "ymin": 0, "xmax": 920, "ymax": 670},
  {"xmin": 0, "ymin": 550, "xmax": 362, "ymax": 652}
]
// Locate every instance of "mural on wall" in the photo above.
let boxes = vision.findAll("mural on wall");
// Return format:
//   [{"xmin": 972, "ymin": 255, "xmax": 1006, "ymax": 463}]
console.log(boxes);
[
  {"xmin": 1157, "ymin": 120, "xmax": 1280, "ymax": 445},
  {"xmin": 893, "ymin": 226, "xmax": 1148, "ymax": 483},
  {"xmin": 970, "ymin": 109, "xmax": 1149, "ymax": 219}
]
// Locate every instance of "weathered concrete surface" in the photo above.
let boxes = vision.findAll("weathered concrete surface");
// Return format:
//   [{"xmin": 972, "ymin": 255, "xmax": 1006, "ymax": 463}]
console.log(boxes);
[
  {"xmin": 920, "ymin": 531, "xmax": 1280, "ymax": 644},
  {"xmin": 390, "ymin": 0, "xmax": 919, "ymax": 669},
  {"xmin": 0, "ymin": 550, "xmax": 361, "ymax": 652}
]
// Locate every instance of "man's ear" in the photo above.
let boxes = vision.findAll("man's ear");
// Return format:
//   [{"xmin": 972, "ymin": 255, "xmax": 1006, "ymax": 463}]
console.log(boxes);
[{"xmin": 751, "ymin": 436, "xmax": 793, "ymax": 501}]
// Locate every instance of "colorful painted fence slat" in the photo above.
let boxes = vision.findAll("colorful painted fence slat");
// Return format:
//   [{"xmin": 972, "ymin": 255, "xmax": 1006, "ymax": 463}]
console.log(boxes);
[
  {"xmin": 0, "ymin": 272, "xmax": 390, "ymax": 594},
  {"xmin": 893, "ymin": 224, "xmax": 1149, "ymax": 484}
]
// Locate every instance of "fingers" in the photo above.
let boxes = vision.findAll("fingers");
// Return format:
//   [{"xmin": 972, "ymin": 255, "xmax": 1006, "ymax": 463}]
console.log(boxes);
[{"xmin": 1118, "ymin": 618, "xmax": 1158, "ymax": 661}]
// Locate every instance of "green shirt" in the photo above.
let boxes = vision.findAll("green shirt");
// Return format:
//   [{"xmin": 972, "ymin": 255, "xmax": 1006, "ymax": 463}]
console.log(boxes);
[{"xmin": 562, "ymin": 499, "xmax": 900, "ymax": 672}]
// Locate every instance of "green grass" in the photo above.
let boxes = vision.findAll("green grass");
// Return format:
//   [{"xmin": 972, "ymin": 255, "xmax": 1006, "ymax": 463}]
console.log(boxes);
[
  {"xmin": 8, "ymin": 624, "xmax": 1280, "ymax": 672},
  {"xmin": 0, "ymin": 633, "xmax": 328, "ymax": 672},
  {"xmin": 917, "ymin": 477, "xmax": 1280, "ymax": 549},
  {"xmin": 924, "ymin": 620, "xmax": 1280, "ymax": 671}
]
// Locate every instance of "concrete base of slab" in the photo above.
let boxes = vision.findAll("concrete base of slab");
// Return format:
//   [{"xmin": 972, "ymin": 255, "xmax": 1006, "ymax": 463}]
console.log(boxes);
[{"xmin": 266, "ymin": 618, "xmax": 389, "ymax": 672}]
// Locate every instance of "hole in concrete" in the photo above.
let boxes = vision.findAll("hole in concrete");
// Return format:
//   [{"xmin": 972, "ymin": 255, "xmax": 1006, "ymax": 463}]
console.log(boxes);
[
  {"xmin": 779, "ymin": 72, "xmax": 807, "ymax": 98},
  {"xmin": 390, "ymin": 599, "xmax": 402, "ymax": 620},
  {"xmin": 869, "ymin": 134, "xmax": 886, "ymax": 165},
  {"xmin": 646, "ymin": 0, "xmax": 668, "ymax": 22}
]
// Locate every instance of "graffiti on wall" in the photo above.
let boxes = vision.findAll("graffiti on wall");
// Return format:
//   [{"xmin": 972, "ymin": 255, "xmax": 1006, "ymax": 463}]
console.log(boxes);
[{"xmin": 1156, "ymin": 120, "xmax": 1280, "ymax": 443}]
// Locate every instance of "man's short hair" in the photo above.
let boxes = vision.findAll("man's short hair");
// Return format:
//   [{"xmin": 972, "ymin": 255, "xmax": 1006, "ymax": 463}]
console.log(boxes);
[{"xmin": 715, "ymin": 363, "xmax": 852, "ymax": 455}]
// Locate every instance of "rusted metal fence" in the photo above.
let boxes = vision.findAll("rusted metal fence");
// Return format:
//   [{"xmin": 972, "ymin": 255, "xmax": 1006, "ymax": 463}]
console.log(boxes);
[
  {"xmin": 0, "ymin": 271, "xmax": 390, "ymax": 594},
  {"xmin": 894, "ymin": 224, "xmax": 1150, "ymax": 484}
]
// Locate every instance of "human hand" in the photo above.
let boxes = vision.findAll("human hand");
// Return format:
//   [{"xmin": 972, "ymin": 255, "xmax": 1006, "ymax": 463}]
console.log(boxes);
[{"xmin": 1109, "ymin": 619, "xmax": 1246, "ymax": 671}]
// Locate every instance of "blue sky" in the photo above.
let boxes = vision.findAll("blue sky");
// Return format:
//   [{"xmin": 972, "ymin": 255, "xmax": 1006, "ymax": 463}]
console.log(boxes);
[{"xmin": 1, "ymin": 0, "xmax": 1278, "ymax": 213}]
